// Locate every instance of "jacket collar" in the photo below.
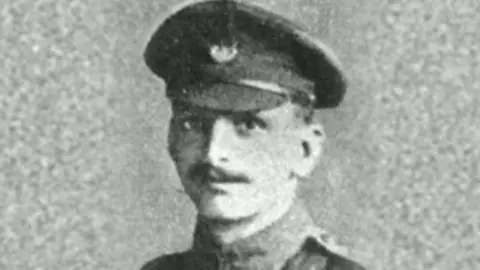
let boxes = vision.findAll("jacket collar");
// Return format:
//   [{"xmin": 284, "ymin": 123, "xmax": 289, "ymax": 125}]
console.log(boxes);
[{"xmin": 190, "ymin": 199, "xmax": 317, "ymax": 269}]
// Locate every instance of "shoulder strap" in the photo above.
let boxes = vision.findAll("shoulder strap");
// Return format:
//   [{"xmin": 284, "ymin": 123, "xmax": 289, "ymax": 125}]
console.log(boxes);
[{"xmin": 306, "ymin": 227, "xmax": 367, "ymax": 270}]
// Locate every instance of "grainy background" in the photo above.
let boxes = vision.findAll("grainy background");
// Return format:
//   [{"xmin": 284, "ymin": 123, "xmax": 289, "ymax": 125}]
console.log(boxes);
[{"xmin": 1, "ymin": 0, "xmax": 479, "ymax": 269}]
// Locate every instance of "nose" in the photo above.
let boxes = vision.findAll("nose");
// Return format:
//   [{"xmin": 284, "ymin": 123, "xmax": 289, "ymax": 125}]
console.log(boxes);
[{"xmin": 205, "ymin": 118, "xmax": 237, "ymax": 166}]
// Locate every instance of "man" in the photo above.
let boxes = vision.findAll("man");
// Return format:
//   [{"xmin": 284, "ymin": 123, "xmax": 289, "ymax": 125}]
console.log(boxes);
[{"xmin": 140, "ymin": 0, "xmax": 366, "ymax": 269}]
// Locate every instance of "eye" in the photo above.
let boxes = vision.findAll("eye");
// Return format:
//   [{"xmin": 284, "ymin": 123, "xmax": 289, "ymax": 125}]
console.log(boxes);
[
  {"xmin": 177, "ymin": 115, "xmax": 204, "ymax": 131},
  {"xmin": 234, "ymin": 115, "xmax": 267, "ymax": 135}
]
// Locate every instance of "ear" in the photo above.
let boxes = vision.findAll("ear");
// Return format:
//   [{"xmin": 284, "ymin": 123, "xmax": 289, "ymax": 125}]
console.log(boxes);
[{"xmin": 291, "ymin": 123, "xmax": 326, "ymax": 177}]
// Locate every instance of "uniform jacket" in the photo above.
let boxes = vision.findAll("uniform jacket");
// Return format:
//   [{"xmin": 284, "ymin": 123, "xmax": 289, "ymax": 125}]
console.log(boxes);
[{"xmin": 140, "ymin": 201, "xmax": 366, "ymax": 270}]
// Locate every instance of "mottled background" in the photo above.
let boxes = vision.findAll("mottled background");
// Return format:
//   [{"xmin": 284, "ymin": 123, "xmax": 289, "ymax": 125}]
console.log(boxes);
[{"xmin": 1, "ymin": 0, "xmax": 479, "ymax": 269}]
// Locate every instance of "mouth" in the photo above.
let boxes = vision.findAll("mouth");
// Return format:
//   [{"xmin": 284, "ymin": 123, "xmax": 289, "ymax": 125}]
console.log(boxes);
[
  {"xmin": 199, "ymin": 175, "xmax": 250, "ymax": 191},
  {"xmin": 202, "ymin": 182, "xmax": 229, "ymax": 194}
]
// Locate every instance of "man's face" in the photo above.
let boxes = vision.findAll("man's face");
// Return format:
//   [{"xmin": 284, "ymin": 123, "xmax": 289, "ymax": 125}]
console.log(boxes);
[{"xmin": 167, "ymin": 101, "xmax": 321, "ymax": 220}]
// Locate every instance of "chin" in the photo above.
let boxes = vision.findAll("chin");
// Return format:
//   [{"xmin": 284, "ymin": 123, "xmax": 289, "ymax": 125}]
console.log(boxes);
[{"xmin": 196, "ymin": 196, "xmax": 258, "ymax": 221}]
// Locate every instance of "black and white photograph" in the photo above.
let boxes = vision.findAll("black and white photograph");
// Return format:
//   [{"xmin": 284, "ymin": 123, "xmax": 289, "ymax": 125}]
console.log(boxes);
[{"xmin": 1, "ymin": 0, "xmax": 478, "ymax": 269}]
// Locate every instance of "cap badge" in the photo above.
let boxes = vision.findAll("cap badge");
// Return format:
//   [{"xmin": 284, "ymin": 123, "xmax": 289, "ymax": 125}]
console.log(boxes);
[{"xmin": 210, "ymin": 44, "xmax": 238, "ymax": 63}]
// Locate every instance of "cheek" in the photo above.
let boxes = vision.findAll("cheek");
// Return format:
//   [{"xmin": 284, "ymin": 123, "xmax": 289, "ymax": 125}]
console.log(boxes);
[
  {"xmin": 168, "ymin": 129, "xmax": 202, "ymax": 170},
  {"xmin": 259, "ymin": 133, "xmax": 300, "ymax": 160},
  {"xmin": 239, "ymin": 134, "xmax": 300, "ymax": 175}
]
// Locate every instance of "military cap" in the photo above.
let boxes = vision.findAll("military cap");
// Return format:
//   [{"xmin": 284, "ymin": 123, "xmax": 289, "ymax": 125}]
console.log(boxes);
[{"xmin": 144, "ymin": 0, "xmax": 347, "ymax": 111}]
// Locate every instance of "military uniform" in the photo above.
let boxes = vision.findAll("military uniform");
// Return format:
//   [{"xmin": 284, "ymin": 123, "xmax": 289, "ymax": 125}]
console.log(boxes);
[
  {"xmin": 141, "ymin": 200, "xmax": 365, "ymax": 270},
  {"xmin": 141, "ymin": 0, "xmax": 366, "ymax": 269}
]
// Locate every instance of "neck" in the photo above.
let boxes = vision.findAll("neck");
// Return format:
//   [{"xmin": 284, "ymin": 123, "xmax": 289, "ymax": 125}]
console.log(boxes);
[
  {"xmin": 199, "ymin": 192, "xmax": 296, "ymax": 245},
  {"xmin": 191, "ymin": 197, "xmax": 317, "ymax": 269}
]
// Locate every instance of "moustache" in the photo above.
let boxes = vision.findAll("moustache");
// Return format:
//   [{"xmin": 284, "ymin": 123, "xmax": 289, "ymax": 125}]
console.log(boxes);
[{"xmin": 189, "ymin": 163, "xmax": 250, "ymax": 184}]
